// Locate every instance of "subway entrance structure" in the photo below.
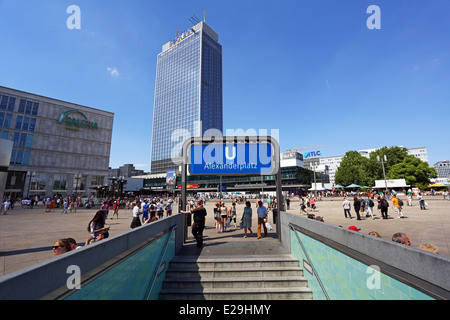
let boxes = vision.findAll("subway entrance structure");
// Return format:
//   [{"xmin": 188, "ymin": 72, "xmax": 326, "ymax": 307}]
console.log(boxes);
[
  {"xmin": 2, "ymin": 136, "xmax": 449, "ymax": 300},
  {"xmin": 180, "ymin": 135, "xmax": 285, "ymax": 239}
]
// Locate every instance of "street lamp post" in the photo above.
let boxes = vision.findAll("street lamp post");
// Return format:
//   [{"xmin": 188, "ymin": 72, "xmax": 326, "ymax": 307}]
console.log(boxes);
[
  {"xmin": 26, "ymin": 171, "xmax": 35, "ymax": 198},
  {"xmin": 377, "ymin": 155, "xmax": 388, "ymax": 195},
  {"xmin": 117, "ymin": 176, "xmax": 126, "ymax": 198},
  {"xmin": 74, "ymin": 173, "xmax": 82, "ymax": 197}
]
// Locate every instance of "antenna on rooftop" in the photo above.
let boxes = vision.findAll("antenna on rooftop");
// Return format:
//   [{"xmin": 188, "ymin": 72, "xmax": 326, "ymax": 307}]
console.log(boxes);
[{"xmin": 189, "ymin": 15, "xmax": 201, "ymax": 25}]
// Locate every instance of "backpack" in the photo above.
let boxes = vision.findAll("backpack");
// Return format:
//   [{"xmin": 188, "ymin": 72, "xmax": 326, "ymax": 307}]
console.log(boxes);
[
  {"xmin": 369, "ymin": 199, "xmax": 374, "ymax": 207},
  {"xmin": 398, "ymin": 199, "xmax": 403, "ymax": 206},
  {"xmin": 381, "ymin": 199, "xmax": 388, "ymax": 208}
]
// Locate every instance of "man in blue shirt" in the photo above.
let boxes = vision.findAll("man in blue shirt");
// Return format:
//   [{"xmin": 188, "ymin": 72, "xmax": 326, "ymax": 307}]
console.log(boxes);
[{"xmin": 256, "ymin": 200, "xmax": 268, "ymax": 239}]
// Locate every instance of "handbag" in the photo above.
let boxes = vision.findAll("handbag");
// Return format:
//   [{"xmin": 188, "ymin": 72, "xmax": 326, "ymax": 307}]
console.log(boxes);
[{"xmin": 265, "ymin": 221, "xmax": 273, "ymax": 231}]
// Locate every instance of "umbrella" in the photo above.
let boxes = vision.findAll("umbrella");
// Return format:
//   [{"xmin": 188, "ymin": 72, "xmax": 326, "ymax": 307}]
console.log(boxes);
[
  {"xmin": 332, "ymin": 185, "xmax": 344, "ymax": 189},
  {"xmin": 428, "ymin": 183, "xmax": 445, "ymax": 188},
  {"xmin": 345, "ymin": 184, "xmax": 361, "ymax": 189}
]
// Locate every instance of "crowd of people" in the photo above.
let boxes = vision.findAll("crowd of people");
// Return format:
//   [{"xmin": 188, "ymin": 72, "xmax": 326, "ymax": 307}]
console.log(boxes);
[
  {"xmin": 50, "ymin": 195, "xmax": 177, "ymax": 256},
  {"xmin": 338, "ymin": 190, "xmax": 441, "ymax": 255},
  {"xmin": 2, "ymin": 189, "xmax": 441, "ymax": 257},
  {"xmin": 341, "ymin": 191, "xmax": 431, "ymax": 221}
]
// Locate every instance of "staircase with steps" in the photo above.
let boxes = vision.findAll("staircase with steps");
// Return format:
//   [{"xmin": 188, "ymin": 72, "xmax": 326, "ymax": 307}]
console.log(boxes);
[{"xmin": 159, "ymin": 254, "xmax": 313, "ymax": 300}]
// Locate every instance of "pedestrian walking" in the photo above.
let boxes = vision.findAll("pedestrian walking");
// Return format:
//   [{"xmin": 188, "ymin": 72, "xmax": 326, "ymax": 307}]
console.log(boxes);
[
  {"xmin": 299, "ymin": 197, "xmax": 307, "ymax": 215},
  {"xmin": 343, "ymin": 197, "xmax": 352, "ymax": 218},
  {"xmin": 380, "ymin": 195, "xmax": 389, "ymax": 219},
  {"xmin": 142, "ymin": 200, "xmax": 149, "ymax": 223},
  {"xmin": 417, "ymin": 193, "xmax": 426, "ymax": 210},
  {"xmin": 214, "ymin": 202, "xmax": 222, "ymax": 232},
  {"xmin": 256, "ymin": 200, "xmax": 268, "ymax": 239},
  {"xmin": 359, "ymin": 196, "xmax": 365, "ymax": 217},
  {"xmin": 353, "ymin": 196, "xmax": 361, "ymax": 220},
  {"xmin": 2, "ymin": 199, "xmax": 10, "ymax": 215},
  {"xmin": 365, "ymin": 196, "xmax": 374, "ymax": 220},
  {"xmin": 221, "ymin": 202, "xmax": 228, "ymax": 232},
  {"xmin": 130, "ymin": 200, "xmax": 142, "ymax": 228},
  {"xmin": 100, "ymin": 201, "xmax": 109, "ymax": 222},
  {"xmin": 61, "ymin": 199, "xmax": 68, "ymax": 214},
  {"xmin": 112, "ymin": 201, "xmax": 119, "ymax": 219},
  {"xmin": 242, "ymin": 201, "xmax": 253, "ymax": 238},
  {"xmin": 157, "ymin": 199, "xmax": 164, "ymax": 219},
  {"xmin": 165, "ymin": 199, "xmax": 173, "ymax": 217},
  {"xmin": 392, "ymin": 194, "xmax": 404, "ymax": 218}
]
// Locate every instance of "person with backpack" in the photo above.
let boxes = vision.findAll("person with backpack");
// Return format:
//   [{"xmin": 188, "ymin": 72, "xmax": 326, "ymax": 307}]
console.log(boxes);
[
  {"xmin": 359, "ymin": 196, "xmax": 366, "ymax": 217},
  {"xmin": 392, "ymin": 194, "xmax": 404, "ymax": 219},
  {"xmin": 365, "ymin": 196, "xmax": 375, "ymax": 220},
  {"xmin": 380, "ymin": 195, "xmax": 389, "ymax": 219}
]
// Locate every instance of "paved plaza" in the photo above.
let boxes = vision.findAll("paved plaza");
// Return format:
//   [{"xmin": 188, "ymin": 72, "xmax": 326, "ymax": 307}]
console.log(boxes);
[{"xmin": 0, "ymin": 196, "xmax": 449, "ymax": 277}]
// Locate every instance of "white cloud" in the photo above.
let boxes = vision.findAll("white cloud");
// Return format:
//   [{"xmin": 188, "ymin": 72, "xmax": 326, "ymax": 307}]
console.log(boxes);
[{"xmin": 106, "ymin": 67, "xmax": 120, "ymax": 77}]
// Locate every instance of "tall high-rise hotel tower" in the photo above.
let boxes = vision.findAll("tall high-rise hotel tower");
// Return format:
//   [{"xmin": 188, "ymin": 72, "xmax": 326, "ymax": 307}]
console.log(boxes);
[{"xmin": 150, "ymin": 21, "xmax": 223, "ymax": 174}]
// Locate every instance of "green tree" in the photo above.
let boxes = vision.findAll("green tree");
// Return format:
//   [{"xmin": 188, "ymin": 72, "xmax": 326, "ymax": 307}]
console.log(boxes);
[
  {"xmin": 366, "ymin": 146, "xmax": 409, "ymax": 186},
  {"xmin": 335, "ymin": 151, "xmax": 371, "ymax": 186},
  {"xmin": 387, "ymin": 155, "xmax": 437, "ymax": 188}
]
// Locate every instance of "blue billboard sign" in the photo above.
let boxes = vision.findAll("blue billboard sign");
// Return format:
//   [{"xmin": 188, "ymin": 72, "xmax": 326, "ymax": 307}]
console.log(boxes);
[
  {"xmin": 188, "ymin": 142, "xmax": 276, "ymax": 175},
  {"xmin": 304, "ymin": 150, "xmax": 322, "ymax": 159}
]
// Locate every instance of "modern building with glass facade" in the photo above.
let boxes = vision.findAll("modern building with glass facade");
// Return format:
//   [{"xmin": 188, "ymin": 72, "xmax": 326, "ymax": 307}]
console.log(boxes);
[
  {"xmin": 150, "ymin": 21, "xmax": 223, "ymax": 174},
  {"xmin": 0, "ymin": 86, "xmax": 114, "ymax": 198}
]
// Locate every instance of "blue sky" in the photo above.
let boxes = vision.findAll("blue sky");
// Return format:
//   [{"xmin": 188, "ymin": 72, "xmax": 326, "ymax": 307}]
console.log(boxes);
[{"xmin": 1, "ymin": 0, "xmax": 449, "ymax": 172}]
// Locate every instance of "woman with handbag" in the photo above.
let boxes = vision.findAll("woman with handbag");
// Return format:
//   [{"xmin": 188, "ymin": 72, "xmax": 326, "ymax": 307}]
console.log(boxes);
[
  {"xmin": 242, "ymin": 201, "xmax": 253, "ymax": 238},
  {"xmin": 214, "ymin": 203, "xmax": 221, "ymax": 232},
  {"xmin": 230, "ymin": 202, "xmax": 237, "ymax": 228}
]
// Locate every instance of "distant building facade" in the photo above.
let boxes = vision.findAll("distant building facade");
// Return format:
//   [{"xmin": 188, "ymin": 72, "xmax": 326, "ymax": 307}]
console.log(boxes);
[
  {"xmin": 109, "ymin": 164, "xmax": 147, "ymax": 178},
  {"xmin": 319, "ymin": 146, "xmax": 429, "ymax": 186},
  {"xmin": 0, "ymin": 86, "xmax": 114, "ymax": 198},
  {"xmin": 433, "ymin": 161, "xmax": 450, "ymax": 179}
]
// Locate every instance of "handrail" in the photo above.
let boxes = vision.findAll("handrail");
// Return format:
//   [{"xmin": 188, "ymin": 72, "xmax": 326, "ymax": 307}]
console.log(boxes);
[
  {"xmin": 289, "ymin": 223, "xmax": 330, "ymax": 300},
  {"xmin": 145, "ymin": 225, "xmax": 176, "ymax": 300}
]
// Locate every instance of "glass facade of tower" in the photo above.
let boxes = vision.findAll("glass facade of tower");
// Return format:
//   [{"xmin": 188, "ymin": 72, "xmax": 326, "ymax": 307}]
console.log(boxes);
[{"xmin": 150, "ymin": 22, "xmax": 223, "ymax": 174}]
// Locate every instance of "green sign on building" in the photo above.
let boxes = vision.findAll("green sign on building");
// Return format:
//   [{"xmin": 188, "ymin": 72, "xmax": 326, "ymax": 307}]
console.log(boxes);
[{"xmin": 58, "ymin": 110, "xmax": 98, "ymax": 131}]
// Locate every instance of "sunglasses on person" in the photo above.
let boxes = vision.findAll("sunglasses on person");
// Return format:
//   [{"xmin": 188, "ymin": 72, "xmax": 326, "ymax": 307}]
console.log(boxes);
[{"xmin": 52, "ymin": 245, "xmax": 63, "ymax": 249}]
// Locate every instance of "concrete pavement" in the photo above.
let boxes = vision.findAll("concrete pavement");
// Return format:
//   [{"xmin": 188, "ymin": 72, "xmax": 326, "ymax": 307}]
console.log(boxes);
[{"xmin": 1, "ymin": 196, "xmax": 449, "ymax": 276}]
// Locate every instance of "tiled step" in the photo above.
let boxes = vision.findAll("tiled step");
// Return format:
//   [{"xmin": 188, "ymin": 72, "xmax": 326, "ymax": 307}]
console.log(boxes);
[{"xmin": 159, "ymin": 254, "xmax": 312, "ymax": 300}]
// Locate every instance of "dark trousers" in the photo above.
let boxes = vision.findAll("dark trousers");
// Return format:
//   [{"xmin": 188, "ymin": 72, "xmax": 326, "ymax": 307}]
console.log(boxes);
[
  {"xmin": 344, "ymin": 208, "xmax": 351, "ymax": 218},
  {"xmin": 354, "ymin": 207, "xmax": 361, "ymax": 220},
  {"xmin": 192, "ymin": 224, "xmax": 205, "ymax": 247},
  {"xmin": 130, "ymin": 216, "xmax": 141, "ymax": 229},
  {"xmin": 419, "ymin": 200, "xmax": 426, "ymax": 210},
  {"xmin": 381, "ymin": 207, "xmax": 388, "ymax": 219}
]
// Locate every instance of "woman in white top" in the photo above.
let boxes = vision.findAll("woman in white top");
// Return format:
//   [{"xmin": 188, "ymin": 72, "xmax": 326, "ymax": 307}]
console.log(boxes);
[{"xmin": 130, "ymin": 200, "xmax": 143, "ymax": 228}]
